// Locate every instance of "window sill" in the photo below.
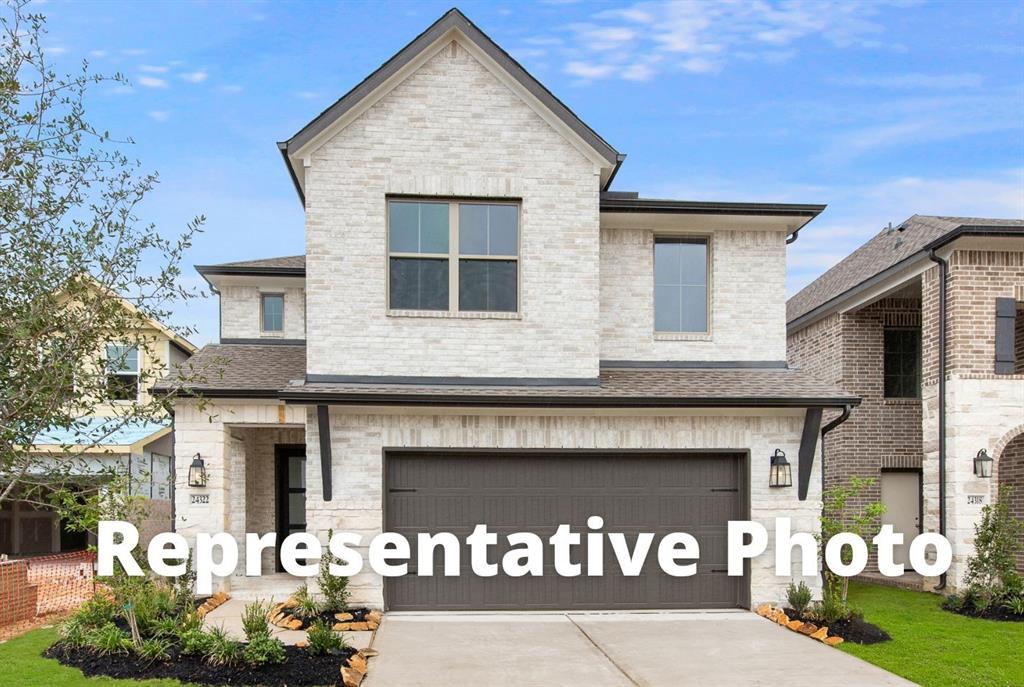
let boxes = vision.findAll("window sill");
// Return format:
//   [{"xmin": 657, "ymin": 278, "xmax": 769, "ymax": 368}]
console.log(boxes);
[
  {"xmin": 387, "ymin": 309, "xmax": 522, "ymax": 320},
  {"xmin": 883, "ymin": 398, "xmax": 922, "ymax": 405},
  {"xmin": 654, "ymin": 331, "xmax": 712, "ymax": 342},
  {"xmin": 259, "ymin": 332, "xmax": 286, "ymax": 337}
]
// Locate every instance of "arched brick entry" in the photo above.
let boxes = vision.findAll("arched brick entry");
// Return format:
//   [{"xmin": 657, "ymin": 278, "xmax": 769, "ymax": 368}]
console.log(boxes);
[{"xmin": 996, "ymin": 430, "xmax": 1024, "ymax": 572}]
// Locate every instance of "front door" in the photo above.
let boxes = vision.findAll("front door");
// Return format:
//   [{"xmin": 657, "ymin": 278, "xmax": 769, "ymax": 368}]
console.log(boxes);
[
  {"xmin": 880, "ymin": 470, "xmax": 921, "ymax": 567},
  {"xmin": 275, "ymin": 444, "xmax": 306, "ymax": 572}
]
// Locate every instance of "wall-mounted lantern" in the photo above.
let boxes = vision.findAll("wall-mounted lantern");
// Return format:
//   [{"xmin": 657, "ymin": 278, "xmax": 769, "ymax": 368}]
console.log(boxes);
[
  {"xmin": 188, "ymin": 453, "xmax": 208, "ymax": 487},
  {"xmin": 769, "ymin": 449, "xmax": 792, "ymax": 488},
  {"xmin": 974, "ymin": 449, "xmax": 993, "ymax": 478}
]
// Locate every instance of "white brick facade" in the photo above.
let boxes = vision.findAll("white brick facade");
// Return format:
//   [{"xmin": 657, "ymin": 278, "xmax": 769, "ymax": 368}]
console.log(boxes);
[
  {"xmin": 303, "ymin": 40, "xmax": 602, "ymax": 380},
  {"xmin": 600, "ymin": 226, "xmax": 788, "ymax": 362},
  {"xmin": 220, "ymin": 284, "xmax": 305, "ymax": 341}
]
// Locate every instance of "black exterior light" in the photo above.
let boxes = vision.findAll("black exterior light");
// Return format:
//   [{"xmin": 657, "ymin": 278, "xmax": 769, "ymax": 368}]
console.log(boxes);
[
  {"xmin": 769, "ymin": 449, "xmax": 792, "ymax": 488},
  {"xmin": 974, "ymin": 449, "xmax": 993, "ymax": 478},
  {"xmin": 188, "ymin": 453, "xmax": 208, "ymax": 487}
]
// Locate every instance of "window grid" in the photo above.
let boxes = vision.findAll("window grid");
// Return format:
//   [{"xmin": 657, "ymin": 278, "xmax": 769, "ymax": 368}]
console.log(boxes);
[
  {"xmin": 105, "ymin": 343, "xmax": 140, "ymax": 402},
  {"xmin": 261, "ymin": 293, "xmax": 285, "ymax": 332},
  {"xmin": 883, "ymin": 328, "xmax": 921, "ymax": 399},
  {"xmin": 387, "ymin": 199, "xmax": 519, "ymax": 314},
  {"xmin": 653, "ymin": 237, "xmax": 710, "ymax": 334}
]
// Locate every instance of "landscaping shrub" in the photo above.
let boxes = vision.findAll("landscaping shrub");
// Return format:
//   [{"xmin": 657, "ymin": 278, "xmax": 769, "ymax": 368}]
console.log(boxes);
[
  {"xmin": 305, "ymin": 618, "xmax": 347, "ymax": 656},
  {"xmin": 814, "ymin": 591, "xmax": 850, "ymax": 624},
  {"xmin": 137, "ymin": 637, "xmax": 172, "ymax": 662},
  {"xmin": 204, "ymin": 626, "xmax": 241, "ymax": 667},
  {"xmin": 292, "ymin": 584, "xmax": 321, "ymax": 620},
  {"xmin": 75, "ymin": 593, "xmax": 118, "ymax": 627},
  {"xmin": 242, "ymin": 633, "xmax": 287, "ymax": 666},
  {"xmin": 85, "ymin": 622, "xmax": 132, "ymax": 655},
  {"xmin": 317, "ymin": 529, "xmax": 351, "ymax": 612},
  {"xmin": 960, "ymin": 486, "xmax": 1024, "ymax": 612},
  {"xmin": 179, "ymin": 627, "xmax": 214, "ymax": 656},
  {"xmin": 786, "ymin": 581, "xmax": 812, "ymax": 616},
  {"xmin": 58, "ymin": 616, "xmax": 91, "ymax": 649},
  {"xmin": 241, "ymin": 600, "xmax": 272, "ymax": 641}
]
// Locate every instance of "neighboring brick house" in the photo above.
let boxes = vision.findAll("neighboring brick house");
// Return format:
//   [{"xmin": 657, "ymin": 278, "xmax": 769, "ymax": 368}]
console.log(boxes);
[
  {"xmin": 788, "ymin": 215, "xmax": 1024, "ymax": 586},
  {"xmin": 159, "ymin": 9, "xmax": 857, "ymax": 610}
]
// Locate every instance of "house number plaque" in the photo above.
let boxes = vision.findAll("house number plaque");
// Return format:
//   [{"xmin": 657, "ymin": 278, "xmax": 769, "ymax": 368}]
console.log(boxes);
[
  {"xmin": 190, "ymin": 494, "xmax": 210, "ymax": 505},
  {"xmin": 967, "ymin": 495, "xmax": 984, "ymax": 505}
]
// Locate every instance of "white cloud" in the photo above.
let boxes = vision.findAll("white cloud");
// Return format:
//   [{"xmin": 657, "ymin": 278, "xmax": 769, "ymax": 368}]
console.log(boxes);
[
  {"xmin": 88, "ymin": 49, "xmax": 107, "ymax": 58},
  {"xmin": 45, "ymin": 45, "xmax": 68, "ymax": 56},
  {"xmin": 137, "ymin": 76, "xmax": 168, "ymax": 89},
  {"xmin": 835, "ymin": 73, "xmax": 984, "ymax": 89},
  {"xmin": 552, "ymin": 0, "xmax": 914, "ymax": 82},
  {"xmin": 147, "ymin": 110, "xmax": 170, "ymax": 122},
  {"xmin": 180, "ymin": 70, "xmax": 208, "ymax": 84},
  {"xmin": 122, "ymin": 48, "xmax": 147, "ymax": 56},
  {"xmin": 565, "ymin": 61, "xmax": 615, "ymax": 80},
  {"xmin": 139, "ymin": 64, "xmax": 169, "ymax": 73},
  {"xmin": 295, "ymin": 90, "xmax": 324, "ymax": 100},
  {"xmin": 219, "ymin": 84, "xmax": 244, "ymax": 94}
]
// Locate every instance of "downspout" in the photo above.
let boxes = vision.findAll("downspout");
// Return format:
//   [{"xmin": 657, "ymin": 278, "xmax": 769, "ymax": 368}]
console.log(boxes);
[
  {"xmin": 168, "ymin": 408, "xmax": 176, "ymax": 533},
  {"xmin": 928, "ymin": 249, "xmax": 948, "ymax": 591},
  {"xmin": 819, "ymin": 404, "xmax": 853, "ymax": 493}
]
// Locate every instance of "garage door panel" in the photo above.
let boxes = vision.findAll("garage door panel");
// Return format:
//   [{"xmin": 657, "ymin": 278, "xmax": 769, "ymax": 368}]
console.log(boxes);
[{"xmin": 385, "ymin": 451, "xmax": 745, "ymax": 611}]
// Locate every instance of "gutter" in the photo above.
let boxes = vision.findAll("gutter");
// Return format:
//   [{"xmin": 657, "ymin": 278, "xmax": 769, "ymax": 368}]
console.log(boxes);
[
  {"xmin": 601, "ymin": 154, "xmax": 627, "ymax": 192},
  {"xmin": 278, "ymin": 141, "xmax": 305, "ymax": 206},
  {"xmin": 819, "ymin": 404, "xmax": 853, "ymax": 493},
  {"xmin": 928, "ymin": 248, "xmax": 949, "ymax": 591}
]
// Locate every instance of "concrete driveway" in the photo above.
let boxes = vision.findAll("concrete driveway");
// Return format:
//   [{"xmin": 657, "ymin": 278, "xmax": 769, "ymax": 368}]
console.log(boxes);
[{"xmin": 362, "ymin": 611, "xmax": 916, "ymax": 687}]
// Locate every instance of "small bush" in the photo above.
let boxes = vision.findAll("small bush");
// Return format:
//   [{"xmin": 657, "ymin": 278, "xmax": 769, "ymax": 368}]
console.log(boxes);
[
  {"xmin": 1003, "ymin": 595, "xmax": 1024, "ymax": 616},
  {"xmin": 204, "ymin": 626, "xmax": 241, "ymax": 667},
  {"xmin": 317, "ymin": 529, "xmax": 351, "ymax": 612},
  {"xmin": 137, "ymin": 637, "xmax": 172, "ymax": 662},
  {"xmin": 813, "ymin": 593, "xmax": 850, "ymax": 624},
  {"xmin": 75, "ymin": 594, "xmax": 117, "ymax": 627},
  {"xmin": 177, "ymin": 610, "xmax": 204, "ymax": 635},
  {"xmin": 305, "ymin": 618, "xmax": 346, "ymax": 656},
  {"xmin": 179, "ymin": 628, "xmax": 214, "ymax": 656},
  {"xmin": 241, "ymin": 600, "xmax": 272, "ymax": 641},
  {"xmin": 58, "ymin": 616, "xmax": 90, "ymax": 649},
  {"xmin": 786, "ymin": 581, "xmax": 812, "ymax": 616},
  {"xmin": 243, "ymin": 633, "xmax": 287, "ymax": 666},
  {"xmin": 962, "ymin": 486, "xmax": 1024, "ymax": 609},
  {"xmin": 85, "ymin": 622, "xmax": 132, "ymax": 655},
  {"xmin": 292, "ymin": 584, "xmax": 321, "ymax": 620}
]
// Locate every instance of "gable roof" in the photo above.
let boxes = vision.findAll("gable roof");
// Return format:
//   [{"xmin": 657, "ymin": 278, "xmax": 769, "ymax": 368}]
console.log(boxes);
[
  {"xmin": 278, "ymin": 8, "xmax": 622, "ymax": 203},
  {"xmin": 787, "ymin": 215, "xmax": 1024, "ymax": 329},
  {"xmin": 196, "ymin": 255, "xmax": 306, "ymax": 276}
]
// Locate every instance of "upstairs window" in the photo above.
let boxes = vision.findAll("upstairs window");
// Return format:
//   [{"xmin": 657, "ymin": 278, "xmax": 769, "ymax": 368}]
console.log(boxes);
[
  {"xmin": 388, "ymin": 199, "xmax": 518, "ymax": 313},
  {"xmin": 261, "ymin": 293, "xmax": 285, "ymax": 332},
  {"xmin": 884, "ymin": 328, "xmax": 921, "ymax": 398},
  {"xmin": 106, "ymin": 344, "xmax": 139, "ymax": 402},
  {"xmin": 654, "ymin": 237, "xmax": 709, "ymax": 333}
]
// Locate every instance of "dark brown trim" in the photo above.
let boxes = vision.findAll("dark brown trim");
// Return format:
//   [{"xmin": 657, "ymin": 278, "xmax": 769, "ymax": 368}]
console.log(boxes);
[
  {"xmin": 600, "ymin": 197, "xmax": 826, "ymax": 218},
  {"xmin": 797, "ymin": 407, "xmax": 823, "ymax": 501},
  {"xmin": 601, "ymin": 360, "xmax": 788, "ymax": 369},
  {"xmin": 196, "ymin": 265, "xmax": 306, "ymax": 277},
  {"xmin": 316, "ymin": 405, "xmax": 333, "ymax": 501},
  {"xmin": 305, "ymin": 373, "xmax": 600, "ymax": 387},
  {"xmin": 220, "ymin": 338, "xmax": 307, "ymax": 346},
  {"xmin": 159, "ymin": 388, "xmax": 284, "ymax": 399}
]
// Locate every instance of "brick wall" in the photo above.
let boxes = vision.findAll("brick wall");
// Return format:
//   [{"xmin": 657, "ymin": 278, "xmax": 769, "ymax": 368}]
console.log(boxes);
[
  {"xmin": 600, "ymin": 227, "xmax": 789, "ymax": 361},
  {"xmin": 997, "ymin": 433, "xmax": 1024, "ymax": 571},
  {"xmin": 220, "ymin": 285, "xmax": 305, "ymax": 341},
  {"xmin": 304, "ymin": 38, "xmax": 602, "ymax": 380}
]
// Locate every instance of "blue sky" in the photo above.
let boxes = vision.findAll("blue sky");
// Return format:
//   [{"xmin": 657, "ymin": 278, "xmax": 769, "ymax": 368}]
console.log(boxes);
[{"xmin": 37, "ymin": 0, "xmax": 1024, "ymax": 345}]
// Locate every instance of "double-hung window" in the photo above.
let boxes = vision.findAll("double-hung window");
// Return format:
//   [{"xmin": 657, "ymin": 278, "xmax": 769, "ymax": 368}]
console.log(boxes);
[
  {"xmin": 388, "ymin": 198, "xmax": 519, "ymax": 313},
  {"xmin": 654, "ymin": 237, "xmax": 709, "ymax": 333},
  {"xmin": 106, "ymin": 344, "xmax": 139, "ymax": 402},
  {"xmin": 883, "ymin": 328, "xmax": 921, "ymax": 399},
  {"xmin": 261, "ymin": 293, "xmax": 285, "ymax": 332}
]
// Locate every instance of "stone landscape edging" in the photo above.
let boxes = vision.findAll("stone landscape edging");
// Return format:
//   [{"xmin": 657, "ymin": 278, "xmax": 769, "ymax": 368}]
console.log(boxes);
[{"xmin": 755, "ymin": 603, "xmax": 845, "ymax": 647}]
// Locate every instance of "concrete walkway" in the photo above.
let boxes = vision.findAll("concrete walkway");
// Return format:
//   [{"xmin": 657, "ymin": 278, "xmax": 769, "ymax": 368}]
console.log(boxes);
[{"xmin": 363, "ymin": 611, "xmax": 917, "ymax": 687}]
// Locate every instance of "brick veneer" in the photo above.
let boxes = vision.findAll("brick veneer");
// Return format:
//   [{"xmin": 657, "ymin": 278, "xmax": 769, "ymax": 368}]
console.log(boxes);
[{"xmin": 997, "ymin": 433, "xmax": 1024, "ymax": 572}]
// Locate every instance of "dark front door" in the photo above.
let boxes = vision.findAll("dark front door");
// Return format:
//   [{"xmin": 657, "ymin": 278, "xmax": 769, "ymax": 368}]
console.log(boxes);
[
  {"xmin": 275, "ymin": 444, "xmax": 306, "ymax": 572},
  {"xmin": 384, "ymin": 450, "xmax": 747, "ymax": 611}
]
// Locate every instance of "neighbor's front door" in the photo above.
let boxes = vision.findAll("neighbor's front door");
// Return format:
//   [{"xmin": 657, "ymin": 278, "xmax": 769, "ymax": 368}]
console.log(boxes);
[
  {"xmin": 880, "ymin": 470, "xmax": 921, "ymax": 567},
  {"xmin": 275, "ymin": 444, "xmax": 306, "ymax": 572}
]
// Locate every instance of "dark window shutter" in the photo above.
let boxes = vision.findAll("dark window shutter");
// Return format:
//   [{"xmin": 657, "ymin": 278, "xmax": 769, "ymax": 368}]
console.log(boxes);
[{"xmin": 995, "ymin": 297, "xmax": 1017, "ymax": 374}]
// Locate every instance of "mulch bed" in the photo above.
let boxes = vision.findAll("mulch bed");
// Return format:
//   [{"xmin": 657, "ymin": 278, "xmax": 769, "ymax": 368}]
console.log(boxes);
[
  {"xmin": 945, "ymin": 605, "xmax": 1024, "ymax": 622},
  {"xmin": 44, "ymin": 641, "xmax": 355, "ymax": 686},
  {"xmin": 783, "ymin": 607, "xmax": 891, "ymax": 644}
]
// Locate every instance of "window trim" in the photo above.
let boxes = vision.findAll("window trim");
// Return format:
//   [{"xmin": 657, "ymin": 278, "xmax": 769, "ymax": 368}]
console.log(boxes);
[
  {"xmin": 260, "ymin": 292, "xmax": 286, "ymax": 334},
  {"xmin": 385, "ymin": 197, "xmax": 521, "ymax": 316},
  {"xmin": 105, "ymin": 342, "xmax": 141, "ymax": 403},
  {"xmin": 652, "ymin": 234, "xmax": 712, "ymax": 336},
  {"xmin": 883, "ymin": 326, "xmax": 922, "ymax": 400}
]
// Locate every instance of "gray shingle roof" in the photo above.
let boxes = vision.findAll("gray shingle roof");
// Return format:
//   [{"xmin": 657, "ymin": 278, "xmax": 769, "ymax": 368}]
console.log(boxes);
[
  {"xmin": 155, "ymin": 343, "xmax": 306, "ymax": 396},
  {"xmin": 787, "ymin": 215, "xmax": 1024, "ymax": 325},
  {"xmin": 197, "ymin": 255, "xmax": 306, "ymax": 273}
]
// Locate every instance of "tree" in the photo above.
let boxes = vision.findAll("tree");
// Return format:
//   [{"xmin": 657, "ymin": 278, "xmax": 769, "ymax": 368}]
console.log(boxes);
[
  {"xmin": 820, "ymin": 476, "xmax": 885, "ymax": 608},
  {"xmin": 0, "ymin": 1, "xmax": 211, "ymax": 540}
]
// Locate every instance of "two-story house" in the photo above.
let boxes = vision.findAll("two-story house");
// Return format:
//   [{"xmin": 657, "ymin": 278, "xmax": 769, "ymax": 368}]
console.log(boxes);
[
  {"xmin": 788, "ymin": 215, "xmax": 1024, "ymax": 588},
  {"xmin": 162, "ymin": 9, "xmax": 856, "ymax": 610},
  {"xmin": 1, "ymin": 289, "xmax": 195, "ymax": 556}
]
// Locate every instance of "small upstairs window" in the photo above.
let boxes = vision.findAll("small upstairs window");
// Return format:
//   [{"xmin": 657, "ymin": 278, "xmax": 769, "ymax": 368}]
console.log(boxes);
[
  {"xmin": 261, "ymin": 293, "xmax": 284, "ymax": 332},
  {"xmin": 884, "ymin": 328, "xmax": 921, "ymax": 398},
  {"xmin": 388, "ymin": 198, "xmax": 519, "ymax": 313},
  {"xmin": 654, "ymin": 237, "xmax": 709, "ymax": 333},
  {"xmin": 106, "ymin": 344, "xmax": 139, "ymax": 402}
]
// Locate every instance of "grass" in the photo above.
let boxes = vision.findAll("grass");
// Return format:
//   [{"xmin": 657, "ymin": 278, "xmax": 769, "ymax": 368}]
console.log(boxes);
[
  {"xmin": 0, "ymin": 627, "xmax": 187, "ymax": 687},
  {"xmin": 842, "ymin": 581, "xmax": 1024, "ymax": 687}
]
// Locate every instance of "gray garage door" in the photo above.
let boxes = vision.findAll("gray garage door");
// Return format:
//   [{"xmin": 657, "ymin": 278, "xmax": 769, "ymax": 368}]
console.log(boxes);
[{"xmin": 384, "ymin": 451, "xmax": 746, "ymax": 611}]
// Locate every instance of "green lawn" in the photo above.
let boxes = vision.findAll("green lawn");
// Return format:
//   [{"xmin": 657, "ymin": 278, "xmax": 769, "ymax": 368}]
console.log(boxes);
[
  {"xmin": 0, "ymin": 627, "xmax": 187, "ymax": 687},
  {"xmin": 842, "ymin": 581, "xmax": 1024, "ymax": 687}
]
